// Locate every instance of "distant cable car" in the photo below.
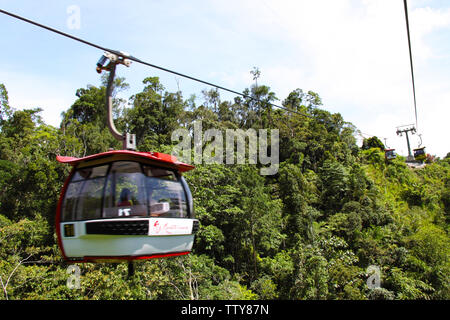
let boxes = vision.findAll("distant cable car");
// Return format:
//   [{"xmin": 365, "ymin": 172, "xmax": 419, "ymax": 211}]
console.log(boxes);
[
  {"xmin": 385, "ymin": 149, "xmax": 397, "ymax": 161},
  {"xmin": 413, "ymin": 147, "xmax": 426, "ymax": 162},
  {"xmin": 56, "ymin": 150, "xmax": 198, "ymax": 262}
]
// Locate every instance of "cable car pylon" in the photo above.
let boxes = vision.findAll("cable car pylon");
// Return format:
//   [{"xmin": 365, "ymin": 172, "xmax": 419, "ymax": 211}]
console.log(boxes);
[
  {"xmin": 396, "ymin": 124, "xmax": 427, "ymax": 165},
  {"xmin": 396, "ymin": 124, "xmax": 416, "ymax": 162}
]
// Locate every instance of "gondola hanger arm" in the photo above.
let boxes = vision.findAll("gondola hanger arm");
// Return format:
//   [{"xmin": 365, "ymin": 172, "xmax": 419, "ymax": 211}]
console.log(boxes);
[{"xmin": 96, "ymin": 51, "xmax": 136, "ymax": 150}]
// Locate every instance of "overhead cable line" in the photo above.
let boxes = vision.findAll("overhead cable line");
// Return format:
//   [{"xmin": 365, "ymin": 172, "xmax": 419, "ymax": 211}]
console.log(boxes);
[
  {"xmin": 0, "ymin": 8, "xmax": 315, "ymax": 119},
  {"xmin": 359, "ymin": 131, "xmax": 387, "ymax": 140},
  {"xmin": 403, "ymin": 0, "xmax": 419, "ymax": 130}
]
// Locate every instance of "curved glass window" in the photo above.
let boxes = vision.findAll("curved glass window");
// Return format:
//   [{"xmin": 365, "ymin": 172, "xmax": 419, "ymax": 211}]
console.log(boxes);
[
  {"xmin": 62, "ymin": 165, "xmax": 108, "ymax": 221},
  {"xmin": 103, "ymin": 161, "xmax": 148, "ymax": 218},
  {"xmin": 61, "ymin": 161, "xmax": 190, "ymax": 221},
  {"xmin": 143, "ymin": 166, "xmax": 187, "ymax": 218}
]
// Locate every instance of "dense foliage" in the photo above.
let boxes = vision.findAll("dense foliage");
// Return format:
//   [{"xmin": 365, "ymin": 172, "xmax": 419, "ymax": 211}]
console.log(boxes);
[{"xmin": 0, "ymin": 77, "xmax": 448, "ymax": 300}]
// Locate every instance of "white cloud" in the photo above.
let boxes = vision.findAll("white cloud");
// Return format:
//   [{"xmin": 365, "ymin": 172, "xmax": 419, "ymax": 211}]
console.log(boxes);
[
  {"xmin": 410, "ymin": 5, "xmax": 450, "ymax": 61},
  {"xmin": 207, "ymin": 0, "xmax": 450, "ymax": 157}
]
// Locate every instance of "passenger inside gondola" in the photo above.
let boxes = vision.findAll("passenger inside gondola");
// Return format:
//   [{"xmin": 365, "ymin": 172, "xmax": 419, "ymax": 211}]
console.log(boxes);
[{"xmin": 118, "ymin": 188, "xmax": 133, "ymax": 207}]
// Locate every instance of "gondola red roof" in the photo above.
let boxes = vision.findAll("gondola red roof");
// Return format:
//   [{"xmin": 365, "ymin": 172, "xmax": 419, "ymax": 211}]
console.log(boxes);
[{"xmin": 56, "ymin": 149, "xmax": 194, "ymax": 172}]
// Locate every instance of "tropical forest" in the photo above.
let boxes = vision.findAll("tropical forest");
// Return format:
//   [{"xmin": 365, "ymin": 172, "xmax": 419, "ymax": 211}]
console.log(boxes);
[{"xmin": 0, "ymin": 74, "xmax": 448, "ymax": 300}]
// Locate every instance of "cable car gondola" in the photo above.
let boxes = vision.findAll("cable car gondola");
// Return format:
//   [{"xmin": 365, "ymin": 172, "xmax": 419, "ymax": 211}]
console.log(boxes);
[
  {"xmin": 413, "ymin": 146, "xmax": 426, "ymax": 162},
  {"xmin": 55, "ymin": 51, "xmax": 198, "ymax": 263},
  {"xmin": 56, "ymin": 150, "xmax": 198, "ymax": 262},
  {"xmin": 385, "ymin": 148, "xmax": 397, "ymax": 161}
]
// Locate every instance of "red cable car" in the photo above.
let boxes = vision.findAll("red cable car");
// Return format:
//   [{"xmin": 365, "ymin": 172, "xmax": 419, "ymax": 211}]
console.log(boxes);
[
  {"xmin": 56, "ymin": 150, "xmax": 198, "ymax": 262},
  {"xmin": 55, "ymin": 52, "xmax": 199, "ymax": 264}
]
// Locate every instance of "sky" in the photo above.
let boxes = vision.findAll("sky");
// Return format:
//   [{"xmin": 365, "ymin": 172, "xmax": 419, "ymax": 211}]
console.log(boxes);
[{"xmin": 0, "ymin": 0, "xmax": 449, "ymax": 158}]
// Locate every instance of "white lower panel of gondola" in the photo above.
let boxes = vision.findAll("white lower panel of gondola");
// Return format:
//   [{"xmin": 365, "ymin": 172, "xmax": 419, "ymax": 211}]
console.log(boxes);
[{"xmin": 60, "ymin": 218, "xmax": 196, "ymax": 259}]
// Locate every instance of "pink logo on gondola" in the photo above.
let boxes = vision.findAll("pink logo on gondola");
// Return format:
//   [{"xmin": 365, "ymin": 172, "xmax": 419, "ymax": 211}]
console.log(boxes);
[{"xmin": 150, "ymin": 219, "xmax": 190, "ymax": 236}]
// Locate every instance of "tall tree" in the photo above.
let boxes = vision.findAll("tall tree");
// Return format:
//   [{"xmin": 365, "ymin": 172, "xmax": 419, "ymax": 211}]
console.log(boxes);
[{"xmin": 127, "ymin": 77, "xmax": 186, "ymax": 150}]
